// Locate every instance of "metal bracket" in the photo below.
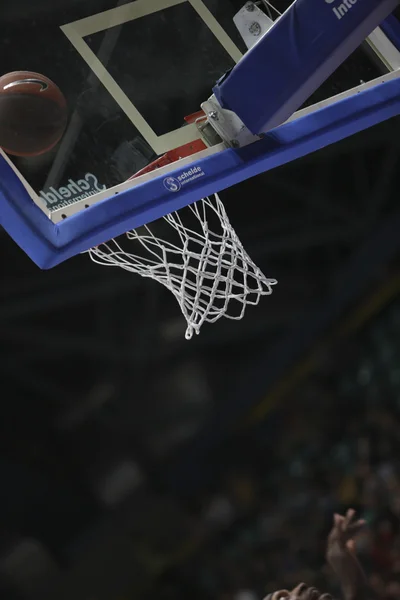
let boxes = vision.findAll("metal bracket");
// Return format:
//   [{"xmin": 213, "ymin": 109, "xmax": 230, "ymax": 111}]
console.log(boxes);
[
  {"xmin": 201, "ymin": 95, "xmax": 261, "ymax": 148},
  {"xmin": 233, "ymin": 2, "xmax": 274, "ymax": 51},
  {"xmin": 196, "ymin": 2, "xmax": 273, "ymax": 149},
  {"xmin": 194, "ymin": 115, "xmax": 223, "ymax": 148}
]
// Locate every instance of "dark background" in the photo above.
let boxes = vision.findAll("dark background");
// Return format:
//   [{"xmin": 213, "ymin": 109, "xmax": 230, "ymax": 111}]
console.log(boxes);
[{"xmin": 1, "ymin": 1, "xmax": 400, "ymax": 600}]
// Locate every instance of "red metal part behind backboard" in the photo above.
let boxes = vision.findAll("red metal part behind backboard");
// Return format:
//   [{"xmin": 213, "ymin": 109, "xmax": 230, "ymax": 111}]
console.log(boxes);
[{"xmin": 129, "ymin": 111, "xmax": 207, "ymax": 179}]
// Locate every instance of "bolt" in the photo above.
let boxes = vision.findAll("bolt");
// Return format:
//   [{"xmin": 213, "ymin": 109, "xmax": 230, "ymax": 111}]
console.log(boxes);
[
  {"xmin": 246, "ymin": 1, "xmax": 255, "ymax": 11},
  {"xmin": 230, "ymin": 139, "xmax": 240, "ymax": 148},
  {"xmin": 209, "ymin": 111, "xmax": 218, "ymax": 121},
  {"xmin": 249, "ymin": 21, "xmax": 262, "ymax": 36}
]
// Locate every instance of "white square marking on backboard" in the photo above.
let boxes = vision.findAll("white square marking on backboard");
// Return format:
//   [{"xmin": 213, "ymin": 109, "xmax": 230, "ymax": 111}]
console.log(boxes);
[{"xmin": 61, "ymin": 0, "xmax": 243, "ymax": 155}]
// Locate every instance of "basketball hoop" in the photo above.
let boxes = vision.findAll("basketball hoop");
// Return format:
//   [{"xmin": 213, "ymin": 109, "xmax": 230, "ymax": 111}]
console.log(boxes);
[
  {"xmin": 88, "ymin": 192, "xmax": 277, "ymax": 340},
  {"xmin": 84, "ymin": 120, "xmax": 276, "ymax": 339}
]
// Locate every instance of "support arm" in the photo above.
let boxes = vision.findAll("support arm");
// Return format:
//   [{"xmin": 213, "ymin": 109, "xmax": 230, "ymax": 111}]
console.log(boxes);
[{"xmin": 213, "ymin": 0, "xmax": 399, "ymax": 135}]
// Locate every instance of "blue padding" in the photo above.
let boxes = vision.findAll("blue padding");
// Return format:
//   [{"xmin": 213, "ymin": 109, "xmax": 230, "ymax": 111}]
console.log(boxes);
[
  {"xmin": 214, "ymin": 0, "xmax": 398, "ymax": 134},
  {"xmin": 2, "ymin": 74, "xmax": 400, "ymax": 269},
  {"xmin": 381, "ymin": 13, "xmax": 400, "ymax": 50}
]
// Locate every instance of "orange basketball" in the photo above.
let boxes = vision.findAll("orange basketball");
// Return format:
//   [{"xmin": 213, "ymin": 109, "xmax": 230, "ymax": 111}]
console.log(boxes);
[{"xmin": 0, "ymin": 71, "xmax": 68, "ymax": 157}]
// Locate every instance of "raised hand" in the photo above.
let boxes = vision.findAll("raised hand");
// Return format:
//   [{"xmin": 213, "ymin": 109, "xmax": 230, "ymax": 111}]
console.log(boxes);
[
  {"xmin": 266, "ymin": 583, "xmax": 332, "ymax": 600},
  {"xmin": 326, "ymin": 509, "xmax": 368, "ymax": 600},
  {"xmin": 327, "ymin": 509, "xmax": 365, "ymax": 551}
]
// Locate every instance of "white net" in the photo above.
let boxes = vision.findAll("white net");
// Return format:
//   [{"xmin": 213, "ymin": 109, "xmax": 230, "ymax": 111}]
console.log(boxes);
[{"xmin": 88, "ymin": 194, "xmax": 277, "ymax": 339}]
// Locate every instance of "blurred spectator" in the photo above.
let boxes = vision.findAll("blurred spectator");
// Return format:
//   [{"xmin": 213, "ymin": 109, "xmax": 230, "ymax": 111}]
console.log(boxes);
[
  {"xmin": 152, "ymin": 414, "xmax": 399, "ymax": 600},
  {"xmin": 145, "ymin": 302, "xmax": 400, "ymax": 600}
]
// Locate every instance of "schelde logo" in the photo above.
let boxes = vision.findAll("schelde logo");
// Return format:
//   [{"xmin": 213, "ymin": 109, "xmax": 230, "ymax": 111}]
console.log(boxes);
[
  {"xmin": 163, "ymin": 176, "xmax": 181, "ymax": 192},
  {"xmin": 163, "ymin": 166, "xmax": 205, "ymax": 193},
  {"xmin": 40, "ymin": 173, "xmax": 106, "ymax": 208},
  {"xmin": 326, "ymin": 0, "xmax": 359, "ymax": 20}
]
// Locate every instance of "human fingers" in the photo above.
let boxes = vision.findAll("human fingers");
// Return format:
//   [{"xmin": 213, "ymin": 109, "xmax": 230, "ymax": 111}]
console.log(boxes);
[
  {"xmin": 343, "ymin": 509, "xmax": 356, "ymax": 529},
  {"xmin": 302, "ymin": 587, "xmax": 321, "ymax": 600},
  {"xmin": 266, "ymin": 590, "xmax": 290, "ymax": 600},
  {"xmin": 290, "ymin": 583, "xmax": 308, "ymax": 598}
]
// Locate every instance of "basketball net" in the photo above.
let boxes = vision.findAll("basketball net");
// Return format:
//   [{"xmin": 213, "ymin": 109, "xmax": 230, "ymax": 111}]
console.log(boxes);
[{"xmin": 88, "ymin": 118, "xmax": 277, "ymax": 339}]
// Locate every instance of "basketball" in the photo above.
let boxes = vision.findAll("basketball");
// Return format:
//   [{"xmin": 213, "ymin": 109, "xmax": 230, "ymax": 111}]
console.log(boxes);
[{"xmin": 0, "ymin": 71, "xmax": 68, "ymax": 157}]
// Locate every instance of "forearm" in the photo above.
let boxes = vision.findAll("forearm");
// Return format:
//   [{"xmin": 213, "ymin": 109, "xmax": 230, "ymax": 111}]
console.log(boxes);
[{"xmin": 327, "ymin": 546, "xmax": 371, "ymax": 600}]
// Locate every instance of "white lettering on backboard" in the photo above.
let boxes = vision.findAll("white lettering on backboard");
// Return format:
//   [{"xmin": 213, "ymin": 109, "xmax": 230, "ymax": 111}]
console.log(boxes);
[
  {"xmin": 40, "ymin": 173, "xmax": 106, "ymax": 209},
  {"xmin": 163, "ymin": 166, "xmax": 205, "ymax": 193}
]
